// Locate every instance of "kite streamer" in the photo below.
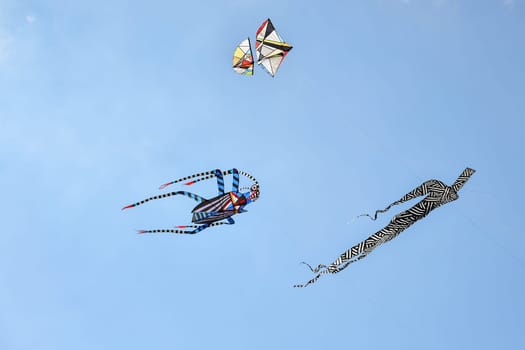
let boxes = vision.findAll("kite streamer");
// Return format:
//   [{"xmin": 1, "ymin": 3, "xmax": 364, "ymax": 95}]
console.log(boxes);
[{"xmin": 295, "ymin": 167, "xmax": 476, "ymax": 288}]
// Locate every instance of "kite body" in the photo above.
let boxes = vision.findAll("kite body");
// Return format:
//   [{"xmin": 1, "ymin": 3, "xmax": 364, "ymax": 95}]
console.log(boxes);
[
  {"xmin": 294, "ymin": 168, "xmax": 476, "ymax": 288},
  {"xmin": 191, "ymin": 190, "xmax": 254, "ymax": 224},
  {"xmin": 122, "ymin": 169, "xmax": 260, "ymax": 235}
]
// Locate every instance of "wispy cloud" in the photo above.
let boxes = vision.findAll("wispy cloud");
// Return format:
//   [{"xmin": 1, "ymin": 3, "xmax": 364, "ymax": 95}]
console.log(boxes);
[
  {"xmin": 26, "ymin": 14, "xmax": 36, "ymax": 23},
  {"xmin": 0, "ymin": 32, "xmax": 13, "ymax": 62}
]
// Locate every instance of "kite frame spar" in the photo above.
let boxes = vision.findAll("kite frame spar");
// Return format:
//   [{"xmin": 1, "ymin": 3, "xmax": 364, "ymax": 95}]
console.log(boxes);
[
  {"xmin": 294, "ymin": 167, "xmax": 476, "ymax": 288},
  {"xmin": 122, "ymin": 169, "xmax": 260, "ymax": 235}
]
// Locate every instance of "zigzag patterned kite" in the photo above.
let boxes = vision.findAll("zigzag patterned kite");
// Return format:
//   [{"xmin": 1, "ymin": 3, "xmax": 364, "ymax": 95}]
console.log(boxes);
[{"xmin": 294, "ymin": 167, "xmax": 476, "ymax": 288}]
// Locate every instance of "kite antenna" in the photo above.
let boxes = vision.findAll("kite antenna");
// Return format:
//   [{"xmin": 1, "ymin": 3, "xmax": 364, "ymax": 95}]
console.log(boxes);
[{"xmin": 239, "ymin": 170, "xmax": 259, "ymax": 186}]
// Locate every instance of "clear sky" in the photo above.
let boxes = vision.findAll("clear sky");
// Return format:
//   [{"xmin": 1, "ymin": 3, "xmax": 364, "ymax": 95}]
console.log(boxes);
[{"xmin": 1, "ymin": 1, "xmax": 524, "ymax": 349}]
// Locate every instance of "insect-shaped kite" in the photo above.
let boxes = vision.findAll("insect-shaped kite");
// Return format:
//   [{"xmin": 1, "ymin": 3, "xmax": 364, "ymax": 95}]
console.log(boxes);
[
  {"xmin": 294, "ymin": 167, "xmax": 476, "ymax": 288},
  {"xmin": 122, "ymin": 169, "xmax": 260, "ymax": 234}
]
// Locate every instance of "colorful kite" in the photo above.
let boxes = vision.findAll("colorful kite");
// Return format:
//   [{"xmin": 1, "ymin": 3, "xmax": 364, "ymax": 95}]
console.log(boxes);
[
  {"xmin": 232, "ymin": 38, "xmax": 254, "ymax": 75},
  {"xmin": 122, "ymin": 169, "xmax": 260, "ymax": 234},
  {"xmin": 294, "ymin": 168, "xmax": 476, "ymax": 288},
  {"xmin": 255, "ymin": 18, "xmax": 293, "ymax": 76},
  {"xmin": 232, "ymin": 18, "xmax": 292, "ymax": 77}
]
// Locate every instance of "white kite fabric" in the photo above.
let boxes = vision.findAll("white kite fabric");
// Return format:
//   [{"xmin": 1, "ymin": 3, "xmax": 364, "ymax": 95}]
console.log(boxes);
[
  {"xmin": 255, "ymin": 18, "xmax": 293, "ymax": 77},
  {"xmin": 232, "ymin": 38, "xmax": 254, "ymax": 75}
]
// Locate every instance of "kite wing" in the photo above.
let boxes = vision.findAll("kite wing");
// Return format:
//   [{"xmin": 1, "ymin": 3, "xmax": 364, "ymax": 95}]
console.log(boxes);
[
  {"xmin": 255, "ymin": 18, "xmax": 292, "ymax": 77},
  {"xmin": 232, "ymin": 38, "xmax": 254, "ymax": 76}
]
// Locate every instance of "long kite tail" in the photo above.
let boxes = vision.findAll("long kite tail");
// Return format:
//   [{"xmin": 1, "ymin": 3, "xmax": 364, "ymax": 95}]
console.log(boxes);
[
  {"xmin": 137, "ymin": 221, "xmax": 233, "ymax": 235},
  {"xmin": 357, "ymin": 203, "xmax": 397, "ymax": 221},
  {"xmin": 158, "ymin": 169, "xmax": 259, "ymax": 190},
  {"xmin": 293, "ymin": 270, "xmax": 330, "ymax": 288},
  {"xmin": 121, "ymin": 191, "xmax": 204, "ymax": 210},
  {"xmin": 295, "ymin": 236, "xmax": 381, "ymax": 288},
  {"xmin": 159, "ymin": 170, "xmax": 226, "ymax": 189},
  {"xmin": 293, "ymin": 262, "xmax": 333, "ymax": 288},
  {"xmin": 294, "ymin": 259, "xmax": 360, "ymax": 288},
  {"xmin": 300, "ymin": 262, "xmax": 328, "ymax": 273},
  {"xmin": 137, "ymin": 224, "xmax": 208, "ymax": 235},
  {"xmin": 137, "ymin": 228, "xmax": 199, "ymax": 234},
  {"xmin": 294, "ymin": 253, "xmax": 370, "ymax": 288}
]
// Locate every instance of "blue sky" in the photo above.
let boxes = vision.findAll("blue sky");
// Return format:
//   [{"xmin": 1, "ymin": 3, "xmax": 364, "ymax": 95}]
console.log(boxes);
[{"xmin": 1, "ymin": 0, "xmax": 524, "ymax": 349}]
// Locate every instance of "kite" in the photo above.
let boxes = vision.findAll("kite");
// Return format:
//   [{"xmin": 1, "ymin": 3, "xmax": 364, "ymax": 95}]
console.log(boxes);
[
  {"xmin": 232, "ymin": 38, "xmax": 254, "ymax": 75},
  {"xmin": 255, "ymin": 18, "xmax": 293, "ymax": 76},
  {"xmin": 294, "ymin": 167, "xmax": 476, "ymax": 288},
  {"xmin": 122, "ymin": 169, "xmax": 260, "ymax": 234},
  {"xmin": 232, "ymin": 18, "xmax": 292, "ymax": 77}
]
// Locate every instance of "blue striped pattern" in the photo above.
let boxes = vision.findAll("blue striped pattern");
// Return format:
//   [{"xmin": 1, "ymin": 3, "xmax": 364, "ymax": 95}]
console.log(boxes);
[
  {"xmin": 232, "ymin": 169, "xmax": 240, "ymax": 191},
  {"xmin": 215, "ymin": 169, "xmax": 225, "ymax": 194},
  {"xmin": 140, "ymin": 219, "xmax": 236, "ymax": 234},
  {"xmin": 126, "ymin": 168, "xmax": 260, "ymax": 235},
  {"xmin": 125, "ymin": 190, "xmax": 205, "ymax": 208},
  {"xmin": 178, "ymin": 191, "xmax": 206, "ymax": 202}
]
